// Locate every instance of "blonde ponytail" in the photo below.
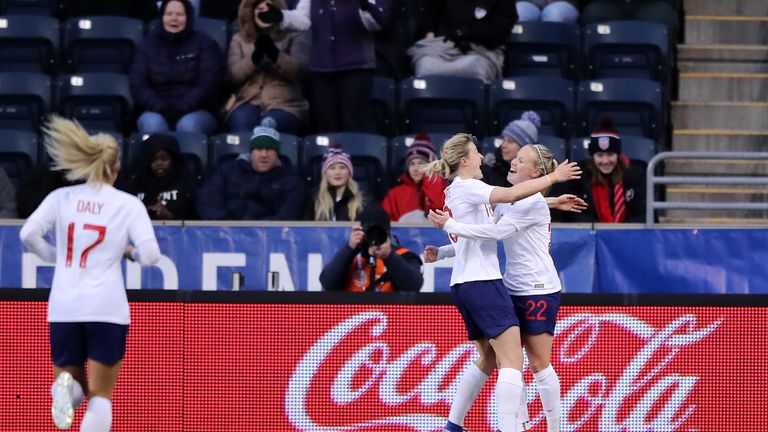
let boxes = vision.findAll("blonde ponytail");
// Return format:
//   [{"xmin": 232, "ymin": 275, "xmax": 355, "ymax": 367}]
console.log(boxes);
[
  {"xmin": 423, "ymin": 133, "xmax": 476, "ymax": 180},
  {"xmin": 43, "ymin": 116, "xmax": 120, "ymax": 184}
]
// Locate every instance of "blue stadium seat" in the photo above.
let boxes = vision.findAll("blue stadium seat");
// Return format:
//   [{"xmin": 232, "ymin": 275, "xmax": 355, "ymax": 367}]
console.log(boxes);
[
  {"xmin": 56, "ymin": 73, "xmax": 133, "ymax": 134},
  {"xmin": 148, "ymin": 17, "xmax": 228, "ymax": 54},
  {"xmin": 505, "ymin": 22, "xmax": 580, "ymax": 79},
  {"xmin": 390, "ymin": 132, "xmax": 456, "ymax": 184},
  {"xmin": 365, "ymin": 76, "xmax": 397, "ymax": 137},
  {"xmin": 303, "ymin": 133, "xmax": 388, "ymax": 200},
  {"xmin": 583, "ymin": 21, "xmax": 670, "ymax": 82},
  {"xmin": 488, "ymin": 77, "xmax": 575, "ymax": 139},
  {"xmin": 0, "ymin": 129, "xmax": 38, "ymax": 188},
  {"xmin": 0, "ymin": 72, "xmax": 51, "ymax": 132},
  {"xmin": 0, "ymin": 0, "xmax": 59, "ymax": 16},
  {"xmin": 0, "ymin": 15, "xmax": 59, "ymax": 73},
  {"xmin": 481, "ymin": 134, "xmax": 566, "ymax": 165},
  {"xmin": 569, "ymin": 135, "xmax": 656, "ymax": 163},
  {"xmin": 127, "ymin": 132, "xmax": 209, "ymax": 186},
  {"xmin": 399, "ymin": 75, "xmax": 486, "ymax": 136},
  {"xmin": 210, "ymin": 132, "xmax": 300, "ymax": 173},
  {"xmin": 63, "ymin": 16, "xmax": 144, "ymax": 73},
  {"xmin": 576, "ymin": 78, "xmax": 663, "ymax": 140}
]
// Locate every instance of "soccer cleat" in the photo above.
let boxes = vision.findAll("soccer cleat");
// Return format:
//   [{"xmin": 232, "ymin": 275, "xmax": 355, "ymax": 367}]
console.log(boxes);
[{"xmin": 51, "ymin": 371, "xmax": 74, "ymax": 430}]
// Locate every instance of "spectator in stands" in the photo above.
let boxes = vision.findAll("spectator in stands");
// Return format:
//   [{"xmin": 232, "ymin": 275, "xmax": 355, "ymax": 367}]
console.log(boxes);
[
  {"xmin": 482, "ymin": 111, "xmax": 540, "ymax": 187},
  {"xmin": 130, "ymin": 0, "xmax": 224, "ymax": 135},
  {"xmin": 0, "ymin": 167, "xmax": 17, "ymax": 218},
  {"xmin": 320, "ymin": 205, "xmax": 424, "ymax": 292},
  {"xmin": 554, "ymin": 119, "xmax": 646, "ymax": 223},
  {"xmin": 196, "ymin": 119, "xmax": 304, "ymax": 220},
  {"xmin": 579, "ymin": 0, "xmax": 679, "ymax": 37},
  {"xmin": 306, "ymin": 145, "xmax": 369, "ymax": 221},
  {"xmin": 381, "ymin": 134, "xmax": 447, "ymax": 222},
  {"xmin": 516, "ymin": 0, "xmax": 578, "ymax": 23},
  {"xmin": 120, "ymin": 135, "xmax": 197, "ymax": 220},
  {"xmin": 61, "ymin": 0, "xmax": 159, "ymax": 20},
  {"xmin": 301, "ymin": 0, "xmax": 390, "ymax": 132},
  {"xmin": 408, "ymin": 0, "xmax": 517, "ymax": 83},
  {"xmin": 223, "ymin": 0, "xmax": 309, "ymax": 134},
  {"xmin": 16, "ymin": 167, "xmax": 79, "ymax": 219}
]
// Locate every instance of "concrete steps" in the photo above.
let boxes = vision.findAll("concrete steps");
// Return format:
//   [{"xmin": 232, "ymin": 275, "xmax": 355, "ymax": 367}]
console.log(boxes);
[
  {"xmin": 678, "ymin": 45, "xmax": 768, "ymax": 65},
  {"xmin": 685, "ymin": 16, "xmax": 768, "ymax": 45},
  {"xmin": 678, "ymin": 72, "xmax": 768, "ymax": 102},
  {"xmin": 672, "ymin": 101, "xmax": 768, "ymax": 130},
  {"xmin": 683, "ymin": 0, "xmax": 768, "ymax": 17}
]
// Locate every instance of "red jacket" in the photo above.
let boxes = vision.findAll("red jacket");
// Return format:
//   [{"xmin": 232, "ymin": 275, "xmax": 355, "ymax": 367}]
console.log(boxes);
[{"xmin": 381, "ymin": 173, "xmax": 448, "ymax": 221}]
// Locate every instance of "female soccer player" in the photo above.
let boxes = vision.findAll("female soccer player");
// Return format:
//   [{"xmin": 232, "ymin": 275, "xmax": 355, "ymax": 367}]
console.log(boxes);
[
  {"xmin": 428, "ymin": 143, "xmax": 572, "ymax": 432},
  {"xmin": 20, "ymin": 116, "xmax": 160, "ymax": 431},
  {"xmin": 422, "ymin": 134, "xmax": 580, "ymax": 432}
]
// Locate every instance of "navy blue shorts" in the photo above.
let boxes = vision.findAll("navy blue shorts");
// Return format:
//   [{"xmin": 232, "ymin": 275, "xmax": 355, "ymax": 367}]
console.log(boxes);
[
  {"xmin": 451, "ymin": 279, "xmax": 519, "ymax": 341},
  {"xmin": 49, "ymin": 322, "xmax": 129, "ymax": 367},
  {"xmin": 511, "ymin": 292, "xmax": 561, "ymax": 335}
]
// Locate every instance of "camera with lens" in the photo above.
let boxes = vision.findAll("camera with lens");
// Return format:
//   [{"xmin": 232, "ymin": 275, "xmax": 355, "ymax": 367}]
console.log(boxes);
[
  {"xmin": 360, "ymin": 207, "xmax": 391, "ymax": 247},
  {"xmin": 363, "ymin": 223, "xmax": 389, "ymax": 247}
]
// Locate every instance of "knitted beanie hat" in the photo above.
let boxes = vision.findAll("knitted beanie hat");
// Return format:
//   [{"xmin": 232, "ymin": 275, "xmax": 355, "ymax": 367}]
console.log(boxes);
[
  {"xmin": 588, "ymin": 117, "xmax": 622, "ymax": 155},
  {"xmin": 502, "ymin": 111, "xmax": 541, "ymax": 145},
  {"xmin": 406, "ymin": 133, "xmax": 438, "ymax": 166},
  {"xmin": 250, "ymin": 117, "xmax": 281, "ymax": 151},
  {"xmin": 321, "ymin": 144, "xmax": 354, "ymax": 176}
]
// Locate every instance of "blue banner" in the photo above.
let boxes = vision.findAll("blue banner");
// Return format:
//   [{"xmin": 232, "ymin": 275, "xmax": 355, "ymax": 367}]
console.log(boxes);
[{"xmin": 1, "ymin": 225, "xmax": 765, "ymax": 293}]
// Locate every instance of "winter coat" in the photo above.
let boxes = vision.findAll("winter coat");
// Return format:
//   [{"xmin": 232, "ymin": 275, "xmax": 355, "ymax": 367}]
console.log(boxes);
[
  {"xmin": 481, "ymin": 146, "xmax": 511, "ymax": 187},
  {"xmin": 130, "ymin": 25, "xmax": 224, "ymax": 119},
  {"xmin": 196, "ymin": 155, "xmax": 305, "ymax": 220},
  {"xmin": 226, "ymin": 0, "xmax": 310, "ymax": 122},
  {"xmin": 121, "ymin": 137, "xmax": 197, "ymax": 220},
  {"xmin": 381, "ymin": 172, "xmax": 447, "ymax": 222},
  {"xmin": 304, "ymin": 186, "xmax": 367, "ymax": 221},
  {"xmin": 309, "ymin": 0, "xmax": 390, "ymax": 71},
  {"xmin": 421, "ymin": 0, "xmax": 518, "ymax": 50}
]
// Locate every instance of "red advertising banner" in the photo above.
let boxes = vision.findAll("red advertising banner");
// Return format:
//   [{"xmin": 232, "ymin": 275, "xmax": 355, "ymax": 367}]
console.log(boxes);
[{"xmin": 1, "ymin": 301, "xmax": 766, "ymax": 431}]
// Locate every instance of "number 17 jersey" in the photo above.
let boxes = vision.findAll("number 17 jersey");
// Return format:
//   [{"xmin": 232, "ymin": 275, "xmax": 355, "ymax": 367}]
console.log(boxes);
[{"xmin": 26, "ymin": 183, "xmax": 157, "ymax": 325}]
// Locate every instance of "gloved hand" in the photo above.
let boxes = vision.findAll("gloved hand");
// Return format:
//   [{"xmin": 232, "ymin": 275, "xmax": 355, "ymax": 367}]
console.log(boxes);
[
  {"xmin": 358, "ymin": 0, "xmax": 370, "ymax": 11},
  {"xmin": 251, "ymin": 32, "xmax": 279, "ymax": 65},
  {"xmin": 444, "ymin": 27, "xmax": 471, "ymax": 54},
  {"xmin": 257, "ymin": 2, "xmax": 283, "ymax": 24}
]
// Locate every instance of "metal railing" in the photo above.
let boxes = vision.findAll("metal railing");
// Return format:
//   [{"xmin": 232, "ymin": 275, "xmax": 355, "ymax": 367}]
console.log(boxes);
[{"xmin": 646, "ymin": 151, "xmax": 768, "ymax": 226}]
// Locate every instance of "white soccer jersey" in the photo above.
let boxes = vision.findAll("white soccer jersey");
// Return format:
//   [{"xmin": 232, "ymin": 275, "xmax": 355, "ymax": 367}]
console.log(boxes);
[
  {"xmin": 442, "ymin": 177, "xmax": 503, "ymax": 285},
  {"xmin": 22, "ymin": 184, "xmax": 157, "ymax": 324},
  {"xmin": 444, "ymin": 193, "xmax": 562, "ymax": 296}
]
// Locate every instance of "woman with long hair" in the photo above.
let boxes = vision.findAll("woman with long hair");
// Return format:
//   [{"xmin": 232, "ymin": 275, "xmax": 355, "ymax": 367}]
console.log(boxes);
[
  {"xmin": 420, "ymin": 133, "xmax": 579, "ymax": 432},
  {"xmin": 429, "ymin": 143, "xmax": 573, "ymax": 432},
  {"xmin": 309, "ymin": 146, "xmax": 367, "ymax": 221},
  {"xmin": 20, "ymin": 116, "xmax": 160, "ymax": 431}
]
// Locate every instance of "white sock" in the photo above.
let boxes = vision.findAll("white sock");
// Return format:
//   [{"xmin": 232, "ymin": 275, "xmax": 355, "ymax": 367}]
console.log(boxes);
[
  {"xmin": 448, "ymin": 363, "xmax": 489, "ymax": 426},
  {"xmin": 534, "ymin": 365, "xmax": 561, "ymax": 432},
  {"xmin": 515, "ymin": 379, "xmax": 529, "ymax": 431},
  {"xmin": 496, "ymin": 368, "xmax": 524, "ymax": 432},
  {"xmin": 80, "ymin": 396, "xmax": 112, "ymax": 432},
  {"xmin": 50, "ymin": 378, "xmax": 85, "ymax": 409}
]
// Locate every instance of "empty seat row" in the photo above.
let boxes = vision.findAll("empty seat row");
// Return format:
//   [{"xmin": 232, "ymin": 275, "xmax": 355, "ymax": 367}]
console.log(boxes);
[{"xmin": 0, "ymin": 129, "xmax": 657, "ymax": 201}]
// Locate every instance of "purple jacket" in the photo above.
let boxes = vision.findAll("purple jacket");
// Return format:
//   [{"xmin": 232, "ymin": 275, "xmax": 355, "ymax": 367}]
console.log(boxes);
[{"xmin": 309, "ymin": 0, "xmax": 389, "ymax": 72}]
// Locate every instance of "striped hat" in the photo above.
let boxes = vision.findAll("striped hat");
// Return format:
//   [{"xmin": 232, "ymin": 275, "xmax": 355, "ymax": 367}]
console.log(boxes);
[
  {"xmin": 321, "ymin": 144, "xmax": 353, "ymax": 176},
  {"xmin": 502, "ymin": 111, "xmax": 541, "ymax": 146},
  {"xmin": 406, "ymin": 133, "xmax": 437, "ymax": 166},
  {"xmin": 250, "ymin": 117, "xmax": 281, "ymax": 151}
]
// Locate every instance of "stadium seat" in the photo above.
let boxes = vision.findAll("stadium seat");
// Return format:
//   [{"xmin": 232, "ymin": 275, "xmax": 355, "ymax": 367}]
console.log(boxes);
[
  {"xmin": 504, "ymin": 22, "xmax": 581, "ymax": 79},
  {"xmin": 148, "ymin": 17, "xmax": 228, "ymax": 55},
  {"xmin": 55, "ymin": 73, "xmax": 133, "ymax": 134},
  {"xmin": 127, "ymin": 132, "xmax": 209, "ymax": 185},
  {"xmin": 390, "ymin": 132, "xmax": 456, "ymax": 184},
  {"xmin": 303, "ymin": 133, "xmax": 388, "ymax": 200},
  {"xmin": 365, "ymin": 76, "xmax": 397, "ymax": 137},
  {"xmin": 0, "ymin": 15, "xmax": 59, "ymax": 73},
  {"xmin": 63, "ymin": 16, "xmax": 144, "ymax": 73},
  {"xmin": 0, "ymin": 129, "xmax": 38, "ymax": 188},
  {"xmin": 210, "ymin": 132, "xmax": 300, "ymax": 173},
  {"xmin": 0, "ymin": 0, "xmax": 59, "ymax": 16},
  {"xmin": 0, "ymin": 72, "xmax": 51, "ymax": 132},
  {"xmin": 576, "ymin": 78, "xmax": 663, "ymax": 140},
  {"xmin": 569, "ymin": 135, "xmax": 656, "ymax": 163},
  {"xmin": 583, "ymin": 21, "xmax": 670, "ymax": 82},
  {"xmin": 488, "ymin": 77, "xmax": 575, "ymax": 139},
  {"xmin": 481, "ymin": 134, "xmax": 566, "ymax": 165},
  {"xmin": 399, "ymin": 75, "xmax": 486, "ymax": 136}
]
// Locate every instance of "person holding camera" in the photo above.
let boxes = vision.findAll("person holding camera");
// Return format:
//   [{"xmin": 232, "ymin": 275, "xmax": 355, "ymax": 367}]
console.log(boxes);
[{"xmin": 319, "ymin": 206, "xmax": 423, "ymax": 292}]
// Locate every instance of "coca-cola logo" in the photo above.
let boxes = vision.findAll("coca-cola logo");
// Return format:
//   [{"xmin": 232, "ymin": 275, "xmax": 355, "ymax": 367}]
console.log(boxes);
[{"xmin": 286, "ymin": 311, "xmax": 722, "ymax": 431}]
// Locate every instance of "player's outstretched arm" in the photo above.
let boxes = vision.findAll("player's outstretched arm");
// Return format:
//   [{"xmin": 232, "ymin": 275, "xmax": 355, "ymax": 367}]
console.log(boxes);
[{"xmin": 489, "ymin": 160, "xmax": 581, "ymax": 205}]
